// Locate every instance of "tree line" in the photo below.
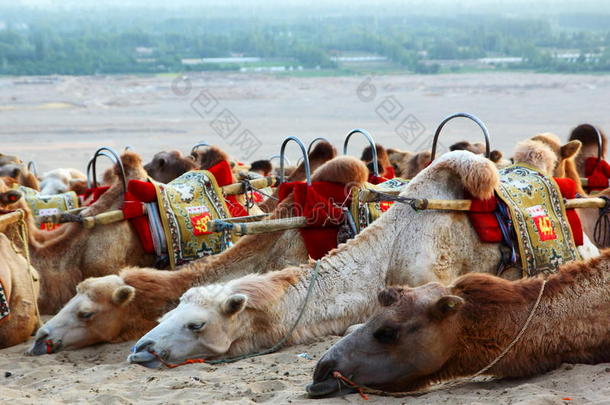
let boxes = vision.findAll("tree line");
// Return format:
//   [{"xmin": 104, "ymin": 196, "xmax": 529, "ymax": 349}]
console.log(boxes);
[{"xmin": 2, "ymin": 8, "xmax": 610, "ymax": 75}]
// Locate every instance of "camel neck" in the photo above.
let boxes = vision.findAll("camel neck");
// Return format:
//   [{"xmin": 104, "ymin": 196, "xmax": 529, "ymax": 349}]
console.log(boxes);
[{"xmin": 227, "ymin": 214, "xmax": 399, "ymax": 357}]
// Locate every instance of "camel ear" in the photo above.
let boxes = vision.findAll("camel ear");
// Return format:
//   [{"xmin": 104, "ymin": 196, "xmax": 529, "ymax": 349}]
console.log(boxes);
[
  {"xmin": 430, "ymin": 295, "xmax": 464, "ymax": 320},
  {"xmin": 561, "ymin": 140, "xmax": 581, "ymax": 159},
  {"xmin": 490, "ymin": 150, "xmax": 503, "ymax": 163},
  {"xmin": 112, "ymin": 285, "xmax": 135, "ymax": 306},
  {"xmin": 377, "ymin": 288, "xmax": 403, "ymax": 307},
  {"xmin": 221, "ymin": 294, "xmax": 247, "ymax": 317}
]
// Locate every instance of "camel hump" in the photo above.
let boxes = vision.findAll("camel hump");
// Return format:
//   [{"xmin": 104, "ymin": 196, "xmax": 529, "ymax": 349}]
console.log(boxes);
[
  {"xmin": 311, "ymin": 156, "xmax": 368, "ymax": 186},
  {"xmin": 430, "ymin": 151, "xmax": 499, "ymax": 199}
]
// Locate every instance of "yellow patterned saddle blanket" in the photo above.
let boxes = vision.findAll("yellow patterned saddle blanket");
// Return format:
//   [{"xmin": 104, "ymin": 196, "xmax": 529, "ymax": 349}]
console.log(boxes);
[
  {"xmin": 496, "ymin": 164, "xmax": 581, "ymax": 276},
  {"xmin": 0, "ymin": 278, "xmax": 8, "ymax": 321},
  {"xmin": 18, "ymin": 186, "xmax": 79, "ymax": 230},
  {"xmin": 154, "ymin": 170, "xmax": 234, "ymax": 269},
  {"xmin": 350, "ymin": 178, "xmax": 410, "ymax": 233}
]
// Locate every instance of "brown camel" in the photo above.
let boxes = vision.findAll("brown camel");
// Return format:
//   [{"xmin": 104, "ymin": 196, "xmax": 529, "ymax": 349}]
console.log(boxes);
[
  {"xmin": 569, "ymin": 124, "xmax": 607, "ymax": 177},
  {"xmin": 27, "ymin": 156, "xmax": 369, "ymax": 354},
  {"xmin": 386, "ymin": 148, "xmax": 431, "ymax": 179},
  {"xmin": 3, "ymin": 152, "xmax": 156, "ymax": 314},
  {"xmin": 308, "ymin": 250, "xmax": 610, "ymax": 397},
  {"xmin": 0, "ymin": 232, "xmax": 40, "ymax": 349}
]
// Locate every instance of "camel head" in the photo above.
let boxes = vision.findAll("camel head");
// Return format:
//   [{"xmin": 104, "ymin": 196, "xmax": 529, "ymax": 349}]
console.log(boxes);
[
  {"xmin": 128, "ymin": 270, "xmax": 297, "ymax": 368},
  {"xmin": 308, "ymin": 282, "xmax": 463, "ymax": 397},
  {"xmin": 515, "ymin": 133, "xmax": 581, "ymax": 178},
  {"xmin": 569, "ymin": 124, "xmax": 607, "ymax": 177},
  {"xmin": 128, "ymin": 283, "xmax": 248, "ymax": 368},
  {"xmin": 27, "ymin": 275, "xmax": 135, "ymax": 355},
  {"xmin": 144, "ymin": 150, "xmax": 197, "ymax": 184},
  {"xmin": 387, "ymin": 149, "xmax": 431, "ymax": 179}
]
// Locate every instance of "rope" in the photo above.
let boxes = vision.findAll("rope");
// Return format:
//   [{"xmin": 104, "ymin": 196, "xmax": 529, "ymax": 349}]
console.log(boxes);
[
  {"xmin": 152, "ymin": 260, "xmax": 321, "ymax": 367},
  {"xmin": 593, "ymin": 196, "xmax": 610, "ymax": 248},
  {"xmin": 332, "ymin": 280, "xmax": 547, "ymax": 400}
]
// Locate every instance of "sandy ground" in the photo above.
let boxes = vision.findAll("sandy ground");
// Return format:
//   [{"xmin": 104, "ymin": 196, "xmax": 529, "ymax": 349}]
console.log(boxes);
[
  {"xmin": 1, "ymin": 336, "xmax": 609, "ymax": 404},
  {"xmin": 1, "ymin": 72, "xmax": 610, "ymax": 404}
]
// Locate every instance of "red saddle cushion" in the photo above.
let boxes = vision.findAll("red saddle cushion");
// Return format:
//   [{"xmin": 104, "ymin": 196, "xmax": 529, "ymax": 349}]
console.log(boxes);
[
  {"xmin": 279, "ymin": 181, "xmax": 350, "ymax": 260},
  {"xmin": 585, "ymin": 157, "xmax": 610, "ymax": 191}
]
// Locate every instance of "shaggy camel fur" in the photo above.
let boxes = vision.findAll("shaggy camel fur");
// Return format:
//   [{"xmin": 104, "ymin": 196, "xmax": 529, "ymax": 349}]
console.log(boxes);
[
  {"xmin": 310, "ymin": 251, "xmax": 610, "ymax": 395},
  {"xmin": 5, "ymin": 152, "xmax": 156, "ymax": 314},
  {"xmin": 520, "ymin": 133, "xmax": 584, "ymax": 194},
  {"xmin": 28, "ymin": 156, "xmax": 369, "ymax": 354},
  {"xmin": 127, "ymin": 151, "xmax": 528, "ymax": 367},
  {"xmin": 569, "ymin": 124, "xmax": 607, "ymax": 177},
  {"xmin": 0, "ymin": 233, "xmax": 40, "ymax": 349}
]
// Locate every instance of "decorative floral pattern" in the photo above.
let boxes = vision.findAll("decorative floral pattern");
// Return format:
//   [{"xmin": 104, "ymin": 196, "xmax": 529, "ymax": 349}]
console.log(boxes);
[
  {"xmin": 496, "ymin": 165, "xmax": 581, "ymax": 276},
  {"xmin": 0, "ymin": 279, "xmax": 9, "ymax": 321},
  {"xmin": 154, "ymin": 171, "xmax": 233, "ymax": 269}
]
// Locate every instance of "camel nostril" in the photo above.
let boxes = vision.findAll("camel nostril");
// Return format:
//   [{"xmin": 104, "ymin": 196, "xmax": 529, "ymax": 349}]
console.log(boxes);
[
  {"xmin": 134, "ymin": 339, "xmax": 154, "ymax": 353},
  {"xmin": 313, "ymin": 359, "xmax": 336, "ymax": 383}
]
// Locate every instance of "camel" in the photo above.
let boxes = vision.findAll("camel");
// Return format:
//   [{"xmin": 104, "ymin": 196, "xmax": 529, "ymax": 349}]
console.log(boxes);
[
  {"xmin": 308, "ymin": 251, "xmax": 610, "ymax": 397},
  {"xmin": 0, "ymin": 163, "xmax": 40, "ymax": 190},
  {"xmin": 360, "ymin": 144, "xmax": 394, "ymax": 179},
  {"xmin": 386, "ymin": 148, "xmax": 431, "ymax": 179},
  {"xmin": 127, "ymin": 150, "xmax": 549, "ymax": 368},
  {"xmin": 27, "ymin": 156, "xmax": 369, "ymax": 354},
  {"xmin": 1, "ymin": 151, "xmax": 157, "ymax": 314},
  {"xmin": 528, "ymin": 133, "xmax": 582, "ymax": 189},
  {"xmin": 569, "ymin": 124, "xmax": 607, "ymax": 177},
  {"xmin": 128, "ymin": 141, "xmax": 602, "ymax": 368},
  {"xmin": 39, "ymin": 168, "xmax": 87, "ymax": 195},
  {"xmin": 449, "ymin": 141, "xmax": 512, "ymax": 168},
  {"xmin": 144, "ymin": 150, "xmax": 198, "ymax": 184},
  {"xmin": 0, "ymin": 233, "xmax": 40, "ymax": 349}
]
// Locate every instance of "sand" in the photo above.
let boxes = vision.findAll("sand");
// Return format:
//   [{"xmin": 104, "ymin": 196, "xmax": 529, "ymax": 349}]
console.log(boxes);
[
  {"xmin": 1, "ymin": 72, "xmax": 609, "ymax": 404},
  {"xmin": 1, "ymin": 335, "xmax": 609, "ymax": 404}
]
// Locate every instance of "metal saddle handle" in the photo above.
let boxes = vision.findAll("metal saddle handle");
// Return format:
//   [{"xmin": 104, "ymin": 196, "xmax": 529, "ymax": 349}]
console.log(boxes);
[
  {"xmin": 86, "ymin": 147, "xmax": 127, "ymax": 194},
  {"xmin": 279, "ymin": 136, "xmax": 311, "ymax": 186},
  {"xmin": 344, "ymin": 129, "xmax": 378, "ymax": 177},
  {"xmin": 430, "ymin": 112, "xmax": 491, "ymax": 161}
]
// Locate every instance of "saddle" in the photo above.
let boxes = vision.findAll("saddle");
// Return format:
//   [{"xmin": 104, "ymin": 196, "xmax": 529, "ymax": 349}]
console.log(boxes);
[
  {"xmin": 18, "ymin": 186, "xmax": 79, "ymax": 231},
  {"xmin": 278, "ymin": 181, "xmax": 353, "ymax": 260},
  {"xmin": 126, "ymin": 160, "xmax": 250, "ymax": 268},
  {"xmin": 468, "ymin": 164, "xmax": 582, "ymax": 276}
]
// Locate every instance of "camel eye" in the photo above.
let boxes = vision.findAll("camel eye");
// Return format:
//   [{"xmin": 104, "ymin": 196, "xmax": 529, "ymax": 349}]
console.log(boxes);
[
  {"xmin": 187, "ymin": 322, "xmax": 205, "ymax": 332},
  {"xmin": 373, "ymin": 327, "xmax": 399, "ymax": 344},
  {"xmin": 78, "ymin": 311, "xmax": 94, "ymax": 320}
]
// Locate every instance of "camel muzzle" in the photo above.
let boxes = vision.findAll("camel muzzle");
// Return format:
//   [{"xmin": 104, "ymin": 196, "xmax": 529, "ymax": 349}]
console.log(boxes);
[
  {"xmin": 127, "ymin": 342, "xmax": 164, "ymax": 369},
  {"xmin": 26, "ymin": 332, "xmax": 61, "ymax": 356}
]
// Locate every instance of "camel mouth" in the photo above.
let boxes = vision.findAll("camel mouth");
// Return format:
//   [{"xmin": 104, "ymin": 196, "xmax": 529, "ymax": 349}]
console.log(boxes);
[
  {"xmin": 306, "ymin": 378, "xmax": 352, "ymax": 398},
  {"xmin": 127, "ymin": 350, "xmax": 163, "ymax": 369},
  {"xmin": 26, "ymin": 338, "xmax": 62, "ymax": 356}
]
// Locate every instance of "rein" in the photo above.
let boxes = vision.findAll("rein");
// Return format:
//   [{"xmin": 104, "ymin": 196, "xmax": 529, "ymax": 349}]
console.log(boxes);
[
  {"xmin": 333, "ymin": 279, "xmax": 547, "ymax": 400},
  {"xmin": 151, "ymin": 260, "xmax": 321, "ymax": 367}
]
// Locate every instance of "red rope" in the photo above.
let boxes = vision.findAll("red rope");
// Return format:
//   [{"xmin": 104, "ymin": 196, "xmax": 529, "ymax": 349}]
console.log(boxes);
[
  {"xmin": 149, "ymin": 350, "xmax": 207, "ymax": 369},
  {"xmin": 332, "ymin": 371, "xmax": 369, "ymax": 400}
]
